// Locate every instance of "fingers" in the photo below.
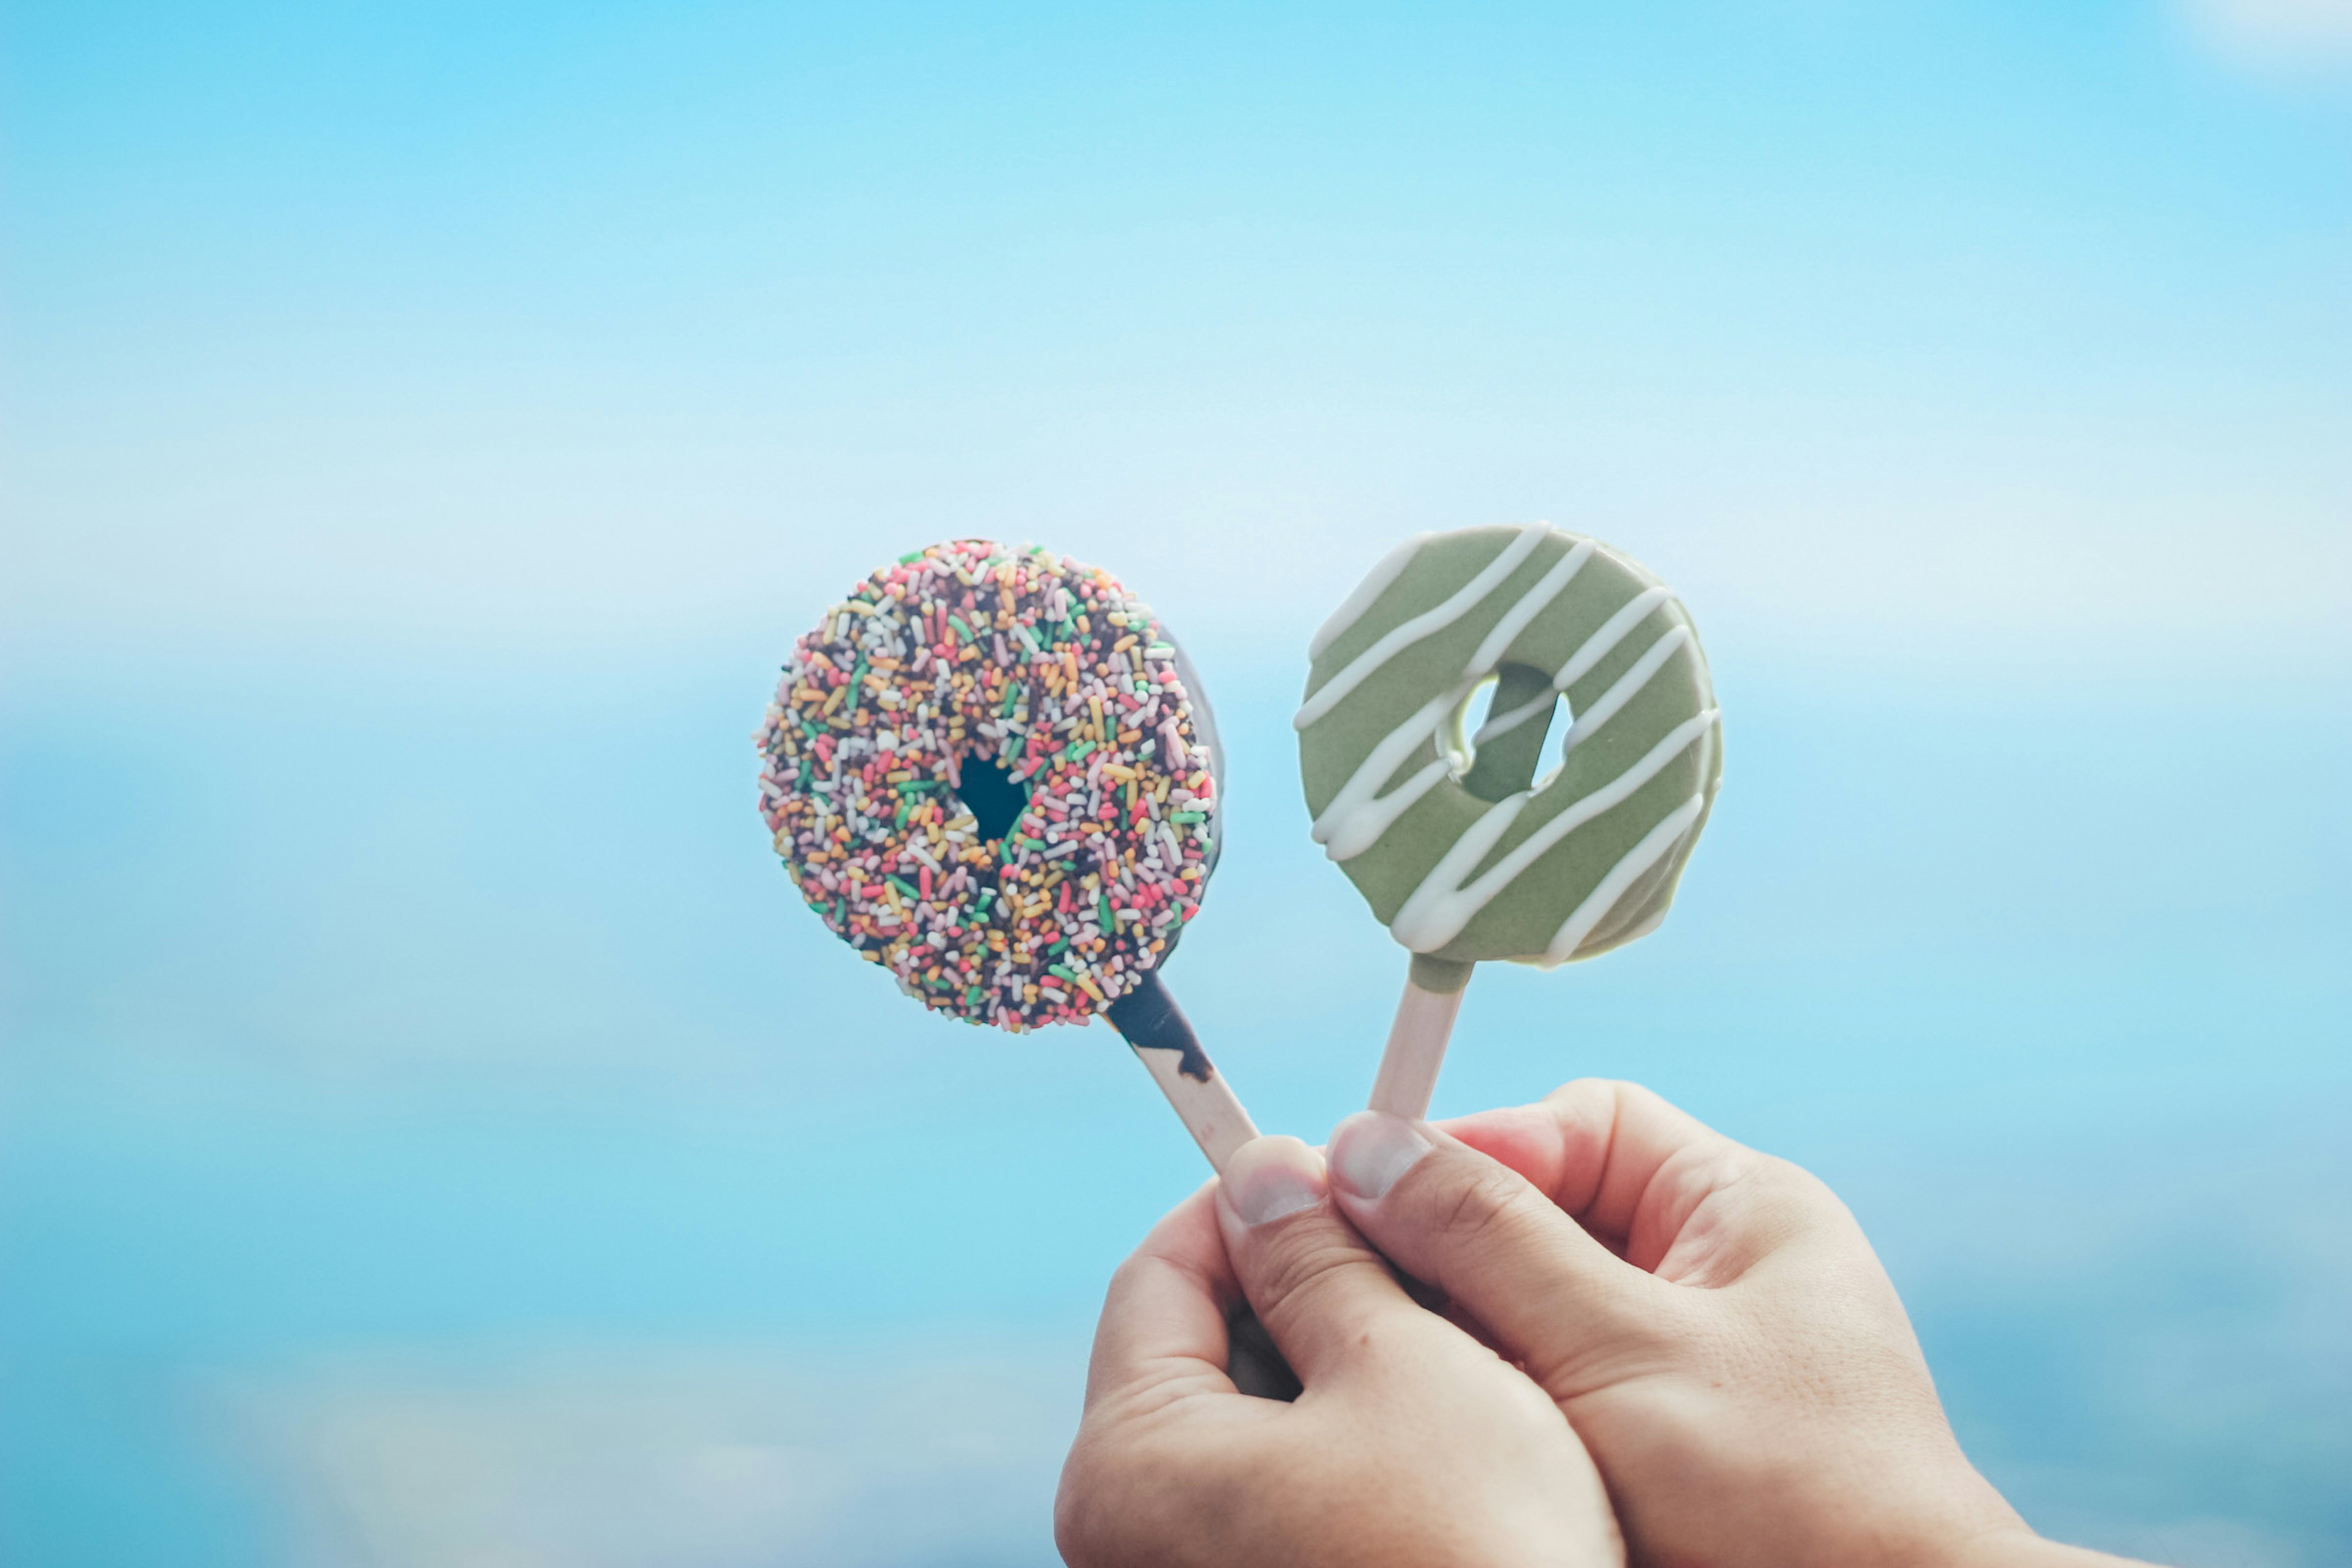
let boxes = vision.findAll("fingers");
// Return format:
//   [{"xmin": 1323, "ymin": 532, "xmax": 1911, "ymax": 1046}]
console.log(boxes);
[
  {"xmin": 1327, "ymin": 1110, "xmax": 1663, "ymax": 1397},
  {"xmin": 1436, "ymin": 1080, "xmax": 1714, "ymax": 1245},
  {"xmin": 1084, "ymin": 1182, "xmax": 1241, "ymax": 1416},
  {"xmin": 1440, "ymin": 1079, "xmax": 1851, "ymax": 1283},
  {"xmin": 1212, "ymin": 1135, "xmax": 1436, "ymax": 1390}
]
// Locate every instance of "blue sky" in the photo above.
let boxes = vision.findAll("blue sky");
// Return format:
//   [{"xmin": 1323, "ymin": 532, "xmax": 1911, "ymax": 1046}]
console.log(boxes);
[
  {"xmin": 2, "ymin": 3, "xmax": 2348, "ymax": 1565},
  {"xmin": 5, "ymin": 0, "xmax": 2345, "ymax": 666}
]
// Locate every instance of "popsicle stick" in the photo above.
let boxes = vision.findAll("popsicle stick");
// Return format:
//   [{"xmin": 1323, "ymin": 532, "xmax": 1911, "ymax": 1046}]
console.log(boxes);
[
  {"xmin": 1366, "ymin": 955, "xmax": 1475, "ymax": 1120},
  {"xmin": 1107, "ymin": 971, "xmax": 1259, "ymax": 1170}
]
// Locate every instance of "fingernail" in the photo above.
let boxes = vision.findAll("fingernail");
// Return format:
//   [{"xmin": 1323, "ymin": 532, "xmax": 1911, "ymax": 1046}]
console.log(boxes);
[
  {"xmin": 1330, "ymin": 1112, "xmax": 1432, "ymax": 1200},
  {"xmin": 1223, "ymin": 1136, "xmax": 1327, "ymax": 1227}
]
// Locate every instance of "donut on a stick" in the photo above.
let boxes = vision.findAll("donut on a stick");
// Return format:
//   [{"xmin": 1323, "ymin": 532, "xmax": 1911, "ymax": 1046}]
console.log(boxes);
[
  {"xmin": 1296, "ymin": 524, "xmax": 1722, "ymax": 1120},
  {"xmin": 757, "ymin": 539, "xmax": 1257, "ymax": 1168}
]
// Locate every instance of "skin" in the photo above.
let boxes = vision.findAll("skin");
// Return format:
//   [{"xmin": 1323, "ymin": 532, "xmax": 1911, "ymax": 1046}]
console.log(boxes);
[
  {"xmin": 1056, "ymin": 1134, "xmax": 1623, "ymax": 1567},
  {"xmin": 1060, "ymin": 1081, "xmax": 2154, "ymax": 1568}
]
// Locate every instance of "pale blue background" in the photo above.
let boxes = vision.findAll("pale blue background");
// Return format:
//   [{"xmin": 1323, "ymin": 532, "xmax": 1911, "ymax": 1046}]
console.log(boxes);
[{"xmin": 3, "ymin": 2, "xmax": 2347, "ymax": 1565}]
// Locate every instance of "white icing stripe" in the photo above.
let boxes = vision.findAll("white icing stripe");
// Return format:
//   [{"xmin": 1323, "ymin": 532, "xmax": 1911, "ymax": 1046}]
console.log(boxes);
[
  {"xmin": 1388, "ymin": 708, "xmax": 1719, "ymax": 951},
  {"xmin": 1463, "ymin": 539, "xmax": 1593, "ymax": 677},
  {"xmin": 1294, "ymin": 525, "xmax": 1547, "ymax": 731},
  {"xmin": 1310, "ymin": 686, "xmax": 1466, "ymax": 861},
  {"xmin": 1694, "ymin": 698, "xmax": 1716, "ymax": 801},
  {"xmin": 1324, "ymin": 758, "xmax": 1449, "ymax": 864},
  {"xmin": 1559, "ymin": 626, "xmax": 1692, "ymax": 755},
  {"xmin": 1385, "ymin": 793, "xmax": 1531, "ymax": 948},
  {"xmin": 1471, "ymin": 578, "xmax": 1678, "ymax": 750},
  {"xmin": 1538, "ymin": 792, "xmax": 1706, "ymax": 967},
  {"xmin": 1309, "ymin": 533, "xmax": 1430, "ymax": 659},
  {"xmin": 1472, "ymin": 690, "xmax": 1555, "ymax": 748},
  {"xmin": 1553, "ymin": 586, "xmax": 1672, "ymax": 691}
]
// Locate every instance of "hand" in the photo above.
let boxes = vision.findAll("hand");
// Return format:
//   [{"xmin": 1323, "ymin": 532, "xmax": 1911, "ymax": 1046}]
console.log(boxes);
[
  {"xmin": 1056, "ymin": 1134, "xmax": 1623, "ymax": 1568},
  {"xmin": 1325, "ymin": 1082, "xmax": 2147, "ymax": 1568}
]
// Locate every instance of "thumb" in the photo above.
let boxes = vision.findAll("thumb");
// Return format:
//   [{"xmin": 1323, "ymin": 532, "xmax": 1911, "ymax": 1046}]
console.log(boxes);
[
  {"xmin": 1326, "ymin": 1112, "xmax": 1665, "ymax": 1397},
  {"xmin": 1212, "ymin": 1135, "xmax": 1440, "ymax": 1392}
]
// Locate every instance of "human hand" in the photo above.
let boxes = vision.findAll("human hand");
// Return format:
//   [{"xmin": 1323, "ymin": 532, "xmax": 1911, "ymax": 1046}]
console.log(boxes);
[
  {"xmin": 1056, "ymin": 1134, "xmax": 1623, "ymax": 1568},
  {"xmin": 1326, "ymin": 1082, "xmax": 2146, "ymax": 1568}
]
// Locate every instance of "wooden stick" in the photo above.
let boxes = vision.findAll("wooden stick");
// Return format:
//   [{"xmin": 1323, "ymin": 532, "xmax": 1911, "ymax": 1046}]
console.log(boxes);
[
  {"xmin": 1366, "ymin": 955, "xmax": 1475, "ymax": 1120},
  {"xmin": 1107, "ymin": 971, "xmax": 1260, "ymax": 1170}
]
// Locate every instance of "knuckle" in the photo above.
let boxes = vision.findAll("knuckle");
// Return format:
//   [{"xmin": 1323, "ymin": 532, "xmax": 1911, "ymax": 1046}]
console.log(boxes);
[
  {"xmin": 1540, "ymin": 1076, "xmax": 1622, "ymax": 1117},
  {"xmin": 1052, "ymin": 1435, "xmax": 1118, "ymax": 1561},
  {"xmin": 1255, "ymin": 1224, "xmax": 1368, "ymax": 1310},
  {"xmin": 1248, "ymin": 1227, "xmax": 1381, "ymax": 1341},
  {"xmin": 1054, "ymin": 1427, "xmax": 1188, "ymax": 1568},
  {"xmin": 1102, "ymin": 1243, "xmax": 1175, "ymax": 1311},
  {"xmin": 1102, "ymin": 1251, "xmax": 1150, "ymax": 1303},
  {"xmin": 1651, "ymin": 1150, "xmax": 1852, "ymax": 1284},
  {"xmin": 1428, "ymin": 1161, "xmax": 1532, "ymax": 1249},
  {"xmin": 1751, "ymin": 1155, "xmax": 1853, "ymax": 1236},
  {"xmin": 1759, "ymin": 1152, "xmax": 1836, "ymax": 1207}
]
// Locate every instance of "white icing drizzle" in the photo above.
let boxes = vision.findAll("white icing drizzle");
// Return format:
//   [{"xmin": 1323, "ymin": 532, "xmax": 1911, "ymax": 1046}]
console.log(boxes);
[
  {"xmin": 1308, "ymin": 533, "xmax": 1430, "ymax": 659},
  {"xmin": 1302, "ymin": 525, "xmax": 1717, "ymax": 960},
  {"xmin": 1310, "ymin": 686, "xmax": 1468, "ymax": 861},
  {"xmin": 1559, "ymin": 625, "xmax": 1692, "ymax": 755},
  {"xmin": 1385, "ymin": 792, "xmax": 1532, "ymax": 946},
  {"xmin": 1537, "ymin": 791, "xmax": 1708, "ymax": 967},
  {"xmin": 1472, "ymin": 688, "xmax": 1556, "ymax": 747},
  {"xmin": 1463, "ymin": 538, "xmax": 1593, "ymax": 677},
  {"xmin": 1553, "ymin": 585, "xmax": 1673, "ymax": 691},
  {"xmin": 1294, "ymin": 524, "xmax": 1547, "ymax": 731},
  {"xmin": 1387, "ymin": 707, "xmax": 1720, "ymax": 952},
  {"xmin": 1468, "ymin": 580, "xmax": 1675, "ymax": 750}
]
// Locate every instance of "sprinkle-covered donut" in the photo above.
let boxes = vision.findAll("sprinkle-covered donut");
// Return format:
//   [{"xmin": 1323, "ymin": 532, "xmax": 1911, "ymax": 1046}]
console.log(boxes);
[
  {"xmin": 756, "ymin": 540, "xmax": 1220, "ymax": 1030},
  {"xmin": 1295, "ymin": 524, "xmax": 1721, "ymax": 968}
]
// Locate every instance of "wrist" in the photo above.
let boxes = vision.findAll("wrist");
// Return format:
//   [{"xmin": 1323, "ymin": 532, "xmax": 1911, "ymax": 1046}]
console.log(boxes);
[
  {"xmin": 1932, "ymin": 1523, "xmax": 2046, "ymax": 1568},
  {"xmin": 1935, "ymin": 1521, "xmax": 2152, "ymax": 1568},
  {"xmin": 1793, "ymin": 1463, "xmax": 2034, "ymax": 1568}
]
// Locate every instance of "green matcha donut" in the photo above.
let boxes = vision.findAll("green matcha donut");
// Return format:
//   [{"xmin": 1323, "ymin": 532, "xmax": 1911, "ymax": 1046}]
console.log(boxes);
[{"xmin": 1296, "ymin": 524, "xmax": 1721, "ymax": 968}]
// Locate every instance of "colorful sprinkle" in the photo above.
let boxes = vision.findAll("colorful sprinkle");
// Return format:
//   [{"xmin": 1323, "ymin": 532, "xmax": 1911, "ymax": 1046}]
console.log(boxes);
[{"xmin": 755, "ymin": 539, "xmax": 1216, "ymax": 1031}]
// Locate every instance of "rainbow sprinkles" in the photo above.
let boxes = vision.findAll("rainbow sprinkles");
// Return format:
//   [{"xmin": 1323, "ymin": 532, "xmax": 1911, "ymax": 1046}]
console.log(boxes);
[{"xmin": 756, "ymin": 540, "xmax": 1218, "ymax": 1031}]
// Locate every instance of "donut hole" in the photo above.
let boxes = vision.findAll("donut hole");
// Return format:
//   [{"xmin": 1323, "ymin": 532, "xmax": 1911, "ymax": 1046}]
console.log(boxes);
[
  {"xmin": 951, "ymin": 752, "xmax": 1030, "ymax": 843},
  {"xmin": 1452, "ymin": 664, "xmax": 1566, "ymax": 804}
]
